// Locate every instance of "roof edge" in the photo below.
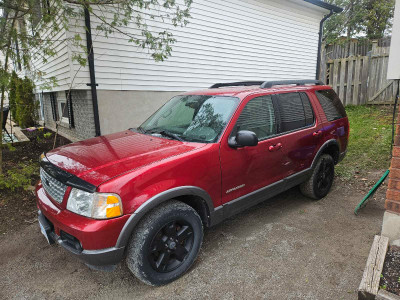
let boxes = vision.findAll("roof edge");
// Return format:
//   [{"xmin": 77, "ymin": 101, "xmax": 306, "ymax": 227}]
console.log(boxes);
[{"xmin": 303, "ymin": 0, "xmax": 343, "ymax": 13}]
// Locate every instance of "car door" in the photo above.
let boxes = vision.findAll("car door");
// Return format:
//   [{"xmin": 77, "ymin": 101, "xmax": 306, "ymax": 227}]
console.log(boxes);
[
  {"xmin": 274, "ymin": 92, "xmax": 324, "ymax": 177},
  {"xmin": 220, "ymin": 94, "xmax": 287, "ymax": 206}
]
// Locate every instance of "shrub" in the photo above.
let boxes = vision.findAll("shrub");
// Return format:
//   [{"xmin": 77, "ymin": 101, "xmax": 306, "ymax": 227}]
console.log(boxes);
[
  {"xmin": 0, "ymin": 163, "xmax": 37, "ymax": 191},
  {"xmin": 8, "ymin": 72, "xmax": 18, "ymax": 120},
  {"xmin": 15, "ymin": 77, "xmax": 37, "ymax": 128}
]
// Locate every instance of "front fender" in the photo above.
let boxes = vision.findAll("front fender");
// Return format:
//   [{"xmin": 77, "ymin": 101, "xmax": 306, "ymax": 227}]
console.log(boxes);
[{"xmin": 115, "ymin": 186, "xmax": 221, "ymax": 248}]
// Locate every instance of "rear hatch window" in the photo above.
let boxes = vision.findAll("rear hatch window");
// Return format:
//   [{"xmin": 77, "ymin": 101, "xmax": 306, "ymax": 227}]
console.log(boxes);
[{"xmin": 315, "ymin": 89, "xmax": 347, "ymax": 121}]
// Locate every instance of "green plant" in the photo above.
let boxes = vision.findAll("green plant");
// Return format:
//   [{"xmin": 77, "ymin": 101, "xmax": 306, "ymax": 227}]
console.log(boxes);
[
  {"xmin": 6, "ymin": 143, "xmax": 16, "ymax": 152},
  {"xmin": 15, "ymin": 77, "xmax": 37, "ymax": 128},
  {"xmin": 0, "ymin": 163, "xmax": 37, "ymax": 191},
  {"xmin": 8, "ymin": 71, "xmax": 18, "ymax": 120},
  {"xmin": 335, "ymin": 105, "xmax": 392, "ymax": 180},
  {"xmin": 43, "ymin": 132, "xmax": 52, "ymax": 139}
]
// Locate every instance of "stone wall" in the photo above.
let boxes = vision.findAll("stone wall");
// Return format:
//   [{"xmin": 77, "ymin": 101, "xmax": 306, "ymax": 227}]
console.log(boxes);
[{"xmin": 41, "ymin": 90, "xmax": 96, "ymax": 142}]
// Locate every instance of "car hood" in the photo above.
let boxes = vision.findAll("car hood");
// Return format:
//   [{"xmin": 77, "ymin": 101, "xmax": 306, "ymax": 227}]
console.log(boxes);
[{"xmin": 46, "ymin": 130, "xmax": 206, "ymax": 186}]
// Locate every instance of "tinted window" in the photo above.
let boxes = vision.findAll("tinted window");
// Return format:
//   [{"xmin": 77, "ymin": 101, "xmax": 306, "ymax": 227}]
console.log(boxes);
[
  {"xmin": 277, "ymin": 93, "xmax": 314, "ymax": 132},
  {"xmin": 300, "ymin": 93, "xmax": 315, "ymax": 126},
  {"xmin": 315, "ymin": 89, "xmax": 347, "ymax": 121},
  {"xmin": 232, "ymin": 95, "xmax": 277, "ymax": 140}
]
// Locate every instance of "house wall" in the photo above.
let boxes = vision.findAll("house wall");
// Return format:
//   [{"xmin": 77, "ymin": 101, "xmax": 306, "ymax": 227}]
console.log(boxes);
[
  {"xmin": 31, "ymin": 19, "xmax": 72, "ymax": 92},
  {"xmin": 32, "ymin": 0, "xmax": 329, "ymax": 138},
  {"xmin": 42, "ymin": 90, "xmax": 95, "ymax": 141},
  {"xmin": 381, "ymin": 0, "xmax": 400, "ymax": 243},
  {"xmin": 97, "ymin": 90, "xmax": 184, "ymax": 134},
  {"xmin": 74, "ymin": 0, "xmax": 327, "ymax": 91}
]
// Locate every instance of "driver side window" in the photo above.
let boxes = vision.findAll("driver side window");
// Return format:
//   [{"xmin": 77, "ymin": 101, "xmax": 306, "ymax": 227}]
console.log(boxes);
[{"xmin": 231, "ymin": 95, "xmax": 277, "ymax": 140}]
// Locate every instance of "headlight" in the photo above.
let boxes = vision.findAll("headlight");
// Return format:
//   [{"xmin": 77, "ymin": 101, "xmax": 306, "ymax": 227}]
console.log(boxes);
[{"xmin": 67, "ymin": 188, "xmax": 123, "ymax": 219}]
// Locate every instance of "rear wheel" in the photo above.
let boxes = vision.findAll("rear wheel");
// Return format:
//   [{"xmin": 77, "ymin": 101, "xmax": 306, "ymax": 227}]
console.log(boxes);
[
  {"xmin": 300, "ymin": 154, "xmax": 335, "ymax": 200},
  {"xmin": 126, "ymin": 201, "xmax": 203, "ymax": 286}
]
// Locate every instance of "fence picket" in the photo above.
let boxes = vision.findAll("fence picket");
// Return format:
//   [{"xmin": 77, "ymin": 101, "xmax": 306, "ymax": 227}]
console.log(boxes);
[
  {"xmin": 339, "ymin": 59, "xmax": 346, "ymax": 103},
  {"xmin": 346, "ymin": 58, "xmax": 354, "ymax": 105},
  {"xmin": 353, "ymin": 58, "xmax": 361, "ymax": 105}
]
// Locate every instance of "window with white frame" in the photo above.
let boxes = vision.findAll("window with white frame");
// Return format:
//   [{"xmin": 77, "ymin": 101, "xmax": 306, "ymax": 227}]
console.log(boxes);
[{"xmin": 58, "ymin": 99, "xmax": 69, "ymax": 124}]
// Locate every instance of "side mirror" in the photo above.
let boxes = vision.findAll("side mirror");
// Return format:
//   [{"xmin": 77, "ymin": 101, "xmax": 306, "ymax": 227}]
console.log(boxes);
[{"xmin": 228, "ymin": 130, "xmax": 258, "ymax": 148}]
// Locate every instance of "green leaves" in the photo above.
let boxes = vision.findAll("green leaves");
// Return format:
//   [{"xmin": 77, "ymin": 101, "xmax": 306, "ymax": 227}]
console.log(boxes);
[{"xmin": 324, "ymin": 0, "xmax": 395, "ymax": 44}]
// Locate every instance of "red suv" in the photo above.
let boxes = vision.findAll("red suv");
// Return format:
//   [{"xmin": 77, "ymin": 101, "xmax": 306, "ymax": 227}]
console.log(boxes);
[{"xmin": 36, "ymin": 80, "xmax": 349, "ymax": 285}]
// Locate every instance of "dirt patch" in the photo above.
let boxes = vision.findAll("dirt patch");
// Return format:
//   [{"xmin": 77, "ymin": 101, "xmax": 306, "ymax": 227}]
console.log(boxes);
[
  {"xmin": 0, "ymin": 173, "xmax": 388, "ymax": 299},
  {"xmin": 380, "ymin": 246, "xmax": 400, "ymax": 295},
  {"xmin": 0, "ymin": 128, "xmax": 71, "ymax": 234}
]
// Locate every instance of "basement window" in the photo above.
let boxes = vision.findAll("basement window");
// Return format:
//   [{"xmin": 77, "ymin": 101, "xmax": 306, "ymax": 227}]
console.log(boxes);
[{"xmin": 58, "ymin": 100, "xmax": 69, "ymax": 124}]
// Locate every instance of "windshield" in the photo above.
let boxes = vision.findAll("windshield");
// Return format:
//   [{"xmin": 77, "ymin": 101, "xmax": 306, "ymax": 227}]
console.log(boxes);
[{"xmin": 139, "ymin": 95, "xmax": 240, "ymax": 143}]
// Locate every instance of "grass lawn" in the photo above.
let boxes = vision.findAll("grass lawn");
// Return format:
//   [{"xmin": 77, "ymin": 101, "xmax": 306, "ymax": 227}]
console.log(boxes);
[{"xmin": 336, "ymin": 105, "xmax": 394, "ymax": 180}]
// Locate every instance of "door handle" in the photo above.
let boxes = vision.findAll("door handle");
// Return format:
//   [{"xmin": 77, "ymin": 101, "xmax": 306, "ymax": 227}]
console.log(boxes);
[
  {"xmin": 313, "ymin": 130, "xmax": 322, "ymax": 137},
  {"xmin": 268, "ymin": 143, "xmax": 282, "ymax": 152}
]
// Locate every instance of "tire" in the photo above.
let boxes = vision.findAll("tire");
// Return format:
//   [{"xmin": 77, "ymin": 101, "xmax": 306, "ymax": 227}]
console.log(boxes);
[
  {"xmin": 300, "ymin": 154, "xmax": 335, "ymax": 200},
  {"xmin": 126, "ymin": 200, "xmax": 203, "ymax": 286}
]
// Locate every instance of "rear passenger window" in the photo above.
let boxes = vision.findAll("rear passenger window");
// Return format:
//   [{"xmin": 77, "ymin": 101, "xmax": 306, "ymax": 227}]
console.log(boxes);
[
  {"xmin": 232, "ymin": 95, "xmax": 277, "ymax": 140},
  {"xmin": 315, "ymin": 89, "xmax": 347, "ymax": 121},
  {"xmin": 277, "ymin": 92, "xmax": 314, "ymax": 133}
]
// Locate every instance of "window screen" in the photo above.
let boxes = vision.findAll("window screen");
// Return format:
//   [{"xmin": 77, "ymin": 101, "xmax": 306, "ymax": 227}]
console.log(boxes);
[
  {"xmin": 277, "ymin": 93, "xmax": 309, "ymax": 132},
  {"xmin": 232, "ymin": 95, "xmax": 276, "ymax": 140},
  {"xmin": 315, "ymin": 89, "xmax": 347, "ymax": 121}
]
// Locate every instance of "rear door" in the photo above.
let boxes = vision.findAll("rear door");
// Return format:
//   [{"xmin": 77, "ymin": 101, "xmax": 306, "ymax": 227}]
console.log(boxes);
[
  {"xmin": 220, "ymin": 94, "xmax": 287, "ymax": 205},
  {"xmin": 314, "ymin": 89, "xmax": 349, "ymax": 153},
  {"xmin": 274, "ymin": 92, "xmax": 324, "ymax": 176}
]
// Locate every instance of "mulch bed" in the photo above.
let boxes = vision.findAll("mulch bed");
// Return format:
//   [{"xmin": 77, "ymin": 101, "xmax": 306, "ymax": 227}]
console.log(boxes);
[
  {"xmin": 0, "ymin": 128, "xmax": 71, "ymax": 234},
  {"xmin": 380, "ymin": 245, "xmax": 400, "ymax": 295}
]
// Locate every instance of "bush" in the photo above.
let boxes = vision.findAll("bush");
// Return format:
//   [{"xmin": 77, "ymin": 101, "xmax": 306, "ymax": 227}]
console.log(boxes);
[
  {"xmin": 15, "ymin": 77, "xmax": 37, "ymax": 128},
  {"xmin": 9, "ymin": 74, "xmax": 37, "ymax": 128},
  {"xmin": 8, "ymin": 72, "xmax": 18, "ymax": 120},
  {"xmin": 0, "ymin": 163, "xmax": 37, "ymax": 191}
]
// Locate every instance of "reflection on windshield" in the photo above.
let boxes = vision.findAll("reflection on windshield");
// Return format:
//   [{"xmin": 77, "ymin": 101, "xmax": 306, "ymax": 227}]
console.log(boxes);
[{"xmin": 139, "ymin": 95, "xmax": 239, "ymax": 143}]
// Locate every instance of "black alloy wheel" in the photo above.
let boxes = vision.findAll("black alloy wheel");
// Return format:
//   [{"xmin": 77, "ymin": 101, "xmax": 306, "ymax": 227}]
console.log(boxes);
[
  {"xmin": 126, "ymin": 201, "xmax": 203, "ymax": 286},
  {"xmin": 148, "ymin": 220, "xmax": 194, "ymax": 273},
  {"xmin": 315, "ymin": 156, "xmax": 334, "ymax": 195}
]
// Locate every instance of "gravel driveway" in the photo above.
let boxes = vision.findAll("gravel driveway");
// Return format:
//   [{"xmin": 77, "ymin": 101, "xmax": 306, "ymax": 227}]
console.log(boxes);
[{"xmin": 0, "ymin": 178, "xmax": 386, "ymax": 300}]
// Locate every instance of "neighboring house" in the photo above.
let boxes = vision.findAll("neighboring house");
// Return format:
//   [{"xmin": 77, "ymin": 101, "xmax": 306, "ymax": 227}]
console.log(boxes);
[{"xmin": 26, "ymin": 0, "xmax": 342, "ymax": 141}]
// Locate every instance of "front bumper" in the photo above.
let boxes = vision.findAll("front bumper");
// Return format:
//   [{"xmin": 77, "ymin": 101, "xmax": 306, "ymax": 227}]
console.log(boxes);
[
  {"xmin": 36, "ymin": 183, "xmax": 130, "ymax": 267},
  {"xmin": 38, "ymin": 211, "xmax": 124, "ymax": 267}
]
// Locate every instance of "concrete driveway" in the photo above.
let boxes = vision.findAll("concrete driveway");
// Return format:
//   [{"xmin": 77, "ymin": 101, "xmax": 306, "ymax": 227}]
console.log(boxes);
[{"xmin": 0, "ymin": 178, "xmax": 386, "ymax": 300}]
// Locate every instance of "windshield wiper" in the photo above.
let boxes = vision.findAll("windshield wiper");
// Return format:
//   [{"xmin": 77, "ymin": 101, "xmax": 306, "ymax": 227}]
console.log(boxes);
[{"xmin": 157, "ymin": 130, "xmax": 184, "ymax": 142}]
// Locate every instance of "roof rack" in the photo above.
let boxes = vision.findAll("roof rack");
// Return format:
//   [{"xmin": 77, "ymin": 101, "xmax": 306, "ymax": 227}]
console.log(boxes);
[
  {"xmin": 210, "ymin": 81, "xmax": 265, "ymax": 89},
  {"xmin": 260, "ymin": 80, "xmax": 324, "ymax": 88},
  {"xmin": 209, "ymin": 80, "xmax": 324, "ymax": 89}
]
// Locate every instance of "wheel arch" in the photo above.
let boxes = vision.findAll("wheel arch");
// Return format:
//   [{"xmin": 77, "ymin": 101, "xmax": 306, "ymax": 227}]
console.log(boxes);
[
  {"xmin": 312, "ymin": 139, "xmax": 340, "ymax": 168},
  {"xmin": 116, "ymin": 186, "xmax": 216, "ymax": 249}
]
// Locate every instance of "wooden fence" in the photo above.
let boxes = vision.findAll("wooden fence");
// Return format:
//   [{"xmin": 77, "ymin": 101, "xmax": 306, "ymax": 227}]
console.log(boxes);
[{"xmin": 320, "ymin": 40, "xmax": 398, "ymax": 105}]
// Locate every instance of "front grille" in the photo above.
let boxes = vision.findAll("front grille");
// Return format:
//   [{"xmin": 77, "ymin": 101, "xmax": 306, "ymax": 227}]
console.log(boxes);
[{"xmin": 40, "ymin": 168, "xmax": 67, "ymax": 203}]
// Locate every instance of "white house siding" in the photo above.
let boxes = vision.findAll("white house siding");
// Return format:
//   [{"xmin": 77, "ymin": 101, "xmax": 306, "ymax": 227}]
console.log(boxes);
[
  {"xmin": 80, "ymin": 0, "xmax": 327, "ymax": 92},
  {"xmin": 31, "ymin": 19, "xmax": 71, "ymax": 92},
  {"xmin": 32, "ymin": 0, "xmax": 330, "ymax": 138}
]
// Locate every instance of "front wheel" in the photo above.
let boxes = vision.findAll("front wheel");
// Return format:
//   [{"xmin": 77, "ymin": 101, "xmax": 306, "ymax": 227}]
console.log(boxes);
[
  {"xmin": 126, "ymin": 200, "xmax": 203, "ymax": 286},
  {"xmin": 300, "ymin": 154, "xmax": 335, "ymax": 200}
]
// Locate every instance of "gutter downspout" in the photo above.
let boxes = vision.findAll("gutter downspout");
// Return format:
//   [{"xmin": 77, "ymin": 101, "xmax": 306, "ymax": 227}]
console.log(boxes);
[
  {"xmin": 84, "ymin": 6, "xmax": 101, "ymax": 137},
  {"xmin": 316, "ymin": 9, "xmax": 334, "ymax": 80}
]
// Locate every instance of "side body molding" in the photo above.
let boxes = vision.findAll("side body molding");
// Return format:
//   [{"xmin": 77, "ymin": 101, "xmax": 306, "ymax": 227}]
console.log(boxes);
[{"xmin": 116, "ymin": 186, "xmax": 222, "ymax": 248}]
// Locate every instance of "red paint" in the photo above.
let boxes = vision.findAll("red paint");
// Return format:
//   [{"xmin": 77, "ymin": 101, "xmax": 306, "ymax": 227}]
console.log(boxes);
[{"xmin": 36, "ymin": 84, "xmax": 349, "ymax": 251}]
